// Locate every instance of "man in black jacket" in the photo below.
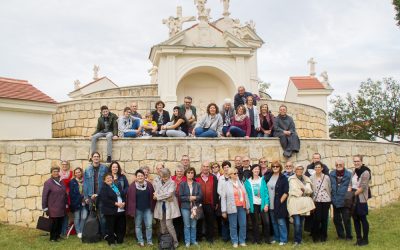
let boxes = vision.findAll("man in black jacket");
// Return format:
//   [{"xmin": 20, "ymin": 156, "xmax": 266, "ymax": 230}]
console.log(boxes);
[
  {"xmin": 305, "ymin": 153, "xmax": 330, "ymax": 177},
  {"xmin": 90, "ymin": 105, "xmax": 118, "ymax": 163},
  {"xmin": 233, "ymin": 86, "xmax": 256, "ymax": 109}
]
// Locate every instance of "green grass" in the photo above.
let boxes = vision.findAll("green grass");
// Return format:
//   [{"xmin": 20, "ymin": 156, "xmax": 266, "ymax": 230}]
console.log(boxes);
[{"xmin": 1, "ymin": 201, "xmax": 400, "ymax": 249}]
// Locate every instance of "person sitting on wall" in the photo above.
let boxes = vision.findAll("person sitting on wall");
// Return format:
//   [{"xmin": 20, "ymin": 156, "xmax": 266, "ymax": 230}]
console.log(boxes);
[
  {"xmin": 118, "ymin": 107, "xmax": 142, "ymax": 138},
  {"xmin": 142, "ymin": 112, "xmax": 158, "ymax": 137},
  {"xmin": 179, "ymin": 96, "xmax": 197, "ymax": 134},
  {"xmin": 151, "ymin": 100, "xmax": 170, "ymax": 132},
  {"xmin": 90, "ymin": 105, "xmax": 118, "ymax": 163},
  {"xmin": 193, "ymin": 103, "xmax": 223, "ymax": 138},
  {"xmin": 220, "ymin": 98, "xmax": 235, "ymax": 137},
  {"xmin": 273, "ymin": 105, "xmax": 300, "ymax": 158},
  {"xmin": 130, "ymin": 102, "xmax": 142, "ymax": 119},
  {"xmin": 226, "ymin": 105, "xmax": 251, "ymax": 138},
  {"xmin": 257, "ymin": 103, "xmax": 274, "ymax": 138},
  {"xmin": 160, "ymin": 106, "xmax": 189, "ymax": 137},
  {"xmin": 234, "ymin": 85, "xmax": 256, "ymax": 110},
  {"xmin": 244, "ymin": 95, "xmax": 260, "ymax": 137}
]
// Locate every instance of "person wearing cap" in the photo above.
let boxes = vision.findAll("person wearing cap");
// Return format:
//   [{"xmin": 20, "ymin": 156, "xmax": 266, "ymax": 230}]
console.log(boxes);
[{"xmin": 220, "ymin": 98, "xmax": 235, "ymax": 136}]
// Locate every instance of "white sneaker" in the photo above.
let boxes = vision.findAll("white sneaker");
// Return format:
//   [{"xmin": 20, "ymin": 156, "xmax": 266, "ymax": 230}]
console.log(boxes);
[
  {"xmin": 77, "ymin": 233, "xmax": 82, "ymax": 238},
  {"xmin": 240, "ymin": 243, "xmax": 247, "ymax": 247},
  {"xmin": 270, "ymin": 240, "xmax": 276, "ymax": 244},
  {"xmin": 233, "ymin": 244, "xmax": 238, "ymax": 248},
  {"xmin": 279, "ymin": 242, "xmax": 286, "ymax": 246}
]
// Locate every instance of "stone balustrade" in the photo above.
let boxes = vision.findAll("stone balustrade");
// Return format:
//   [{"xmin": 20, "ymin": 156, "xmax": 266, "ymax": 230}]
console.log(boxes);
[
  {"xmin": 81, "ymin": 84, "xmax": 158, "ymax": 98},
  {"xmin": 0, "ymin": 138, "xmax": 399, "ymax": 228}
]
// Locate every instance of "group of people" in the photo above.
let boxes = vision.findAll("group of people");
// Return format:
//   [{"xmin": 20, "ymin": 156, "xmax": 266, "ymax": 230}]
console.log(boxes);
[
  {"xmin": 42, "ymin": 152, "xmax": 371, "ymax": 247},
  {"xmin": 90, "ymin": 86, "xmax": 301, "ymax": 163}
]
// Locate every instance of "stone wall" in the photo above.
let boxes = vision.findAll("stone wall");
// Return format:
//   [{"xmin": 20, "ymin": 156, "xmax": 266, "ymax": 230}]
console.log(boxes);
[
  {"xmin": 0, "ymin": 138, "xmax": 399, "ymax": 227},
  {"xmin": 52, "ymin": 98, "xmax": 328, "ymax": 138},
  {"xmin": 81, "ymin": 84, "xmax": 158, "ymax": 98}
]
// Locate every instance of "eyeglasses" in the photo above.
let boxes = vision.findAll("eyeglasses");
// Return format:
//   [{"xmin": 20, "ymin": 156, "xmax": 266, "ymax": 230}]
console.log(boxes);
[
  {"xmin": 243, "ymin": 160, "xmax": 250, "ymax": 162},
  {"xmin": 353, "ymin": 161, "xmax": 361, "ymax": 163},
  {"xmin": 260, "ymin": 161, "xmax": 267, "ymax": 163},
  {"xmin": 231, "ymin": 173, "xmax": 238, "ymax": 175},
  {"xmin": 272, "ymin": 166, "xmax": 280, "ymax": 168}
]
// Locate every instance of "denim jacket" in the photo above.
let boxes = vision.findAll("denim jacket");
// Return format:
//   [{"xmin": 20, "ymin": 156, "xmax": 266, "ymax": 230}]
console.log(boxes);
[{"xmin": 83, "ymin": 164, "xmax": 109, "ymax": 200}]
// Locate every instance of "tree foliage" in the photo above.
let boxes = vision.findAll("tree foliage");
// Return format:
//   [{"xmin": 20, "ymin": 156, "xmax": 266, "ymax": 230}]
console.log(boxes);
[
  {"xmin": 394, "ymin": 0, "xmax": 400, "ymax": 27},
  {"xmin": 329, "ymin": 78, "xmax": 400, "ymax": 142}
]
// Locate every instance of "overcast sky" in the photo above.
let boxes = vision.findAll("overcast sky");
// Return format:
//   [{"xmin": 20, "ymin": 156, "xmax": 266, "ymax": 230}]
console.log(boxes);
[{"xmin": 1, "ymin": 0, "xmax": 399, "ymax": 102}]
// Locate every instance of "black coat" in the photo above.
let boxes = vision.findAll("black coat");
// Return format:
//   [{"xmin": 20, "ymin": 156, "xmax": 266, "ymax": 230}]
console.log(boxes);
[
  {"xmin": 69, "ymin": 178, "xmax": 85, "ymax": 212},
  {"xmin": 234, "ymin": 91, "xmax": 256, "ymax": 109},
  {"xmin": 264, "ymin": 173, "xmax": 289, "ymax": 219},
  {"xmin": 99, "ymin": 184, "xmax": 126, "ymax": 215},
  {"xmin": 179, "ymin": 181, "xmax": 203, "ymax": 209},
  {"xmin": 305, "ymin": 162, "xmax": 330, "ymax": 177},
  {"xmin": 151, "ymin": 110, "xmax": 171, "ymax": 131}
]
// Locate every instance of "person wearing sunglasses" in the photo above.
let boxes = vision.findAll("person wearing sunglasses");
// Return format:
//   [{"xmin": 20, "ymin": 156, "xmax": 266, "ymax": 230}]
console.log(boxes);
[
  {"xmin": 221, "ymin": 168, "xmax": 250, "ymax": 248},
  {"xmin": 264, "ymin": 161, "xmax": 289, "ymax": 245}
]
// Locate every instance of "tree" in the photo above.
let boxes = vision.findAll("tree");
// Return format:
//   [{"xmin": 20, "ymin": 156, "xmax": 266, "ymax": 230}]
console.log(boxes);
[
  {"xmin": 329, "ymin": 78, "xmax": 400, "ymax": 142},
  {"xmin": 394, "ymin": 0, "xmax": 400, "ymax": 27}
]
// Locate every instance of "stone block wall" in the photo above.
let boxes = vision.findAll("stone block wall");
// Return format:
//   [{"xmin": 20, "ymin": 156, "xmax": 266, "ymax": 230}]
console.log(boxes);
[
  {"xmin": 0, "ymin": 138, "xmax": 399, "ymax": 227},
  {"xmin": 81, "ymin": 84, "xmax": 158, "ymax": 98},
  {"xmin": 52, "ymin": 98, "xmax": 328, "ymax": 139}
]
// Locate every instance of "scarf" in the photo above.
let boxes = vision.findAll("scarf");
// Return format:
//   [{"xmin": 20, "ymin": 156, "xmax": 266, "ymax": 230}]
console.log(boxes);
[
  {"xmin": 235, "ymin": 114, "xmax": 246, "ymax": 122},
  {"xmin": 336, "ymin": 169, "xmax": 345, "ymax": 177},
  {"xmin": 75, "ymin": 177, "xmax": 83, "ymax": 194},
  {"xmin": 111, "ymin": 183, "xmax": 120, "ymax": 196},
  {"xmin": 135, "ymin": 181, "xmax": 148, "ymax": 191},
  {"xmin": 60, "ymin": 170, "xmax": 70, "ymax": 181},
  {"xmin": 296, "ymin": 175, "xmax": 305, "ymax": 184},
  {"xmin": 355, "ymin": 165, "xmax": 371, "ymax": 181},
  {"xmin": 232, "ymin": 180, "xmax": 244, "ymax": 202}
]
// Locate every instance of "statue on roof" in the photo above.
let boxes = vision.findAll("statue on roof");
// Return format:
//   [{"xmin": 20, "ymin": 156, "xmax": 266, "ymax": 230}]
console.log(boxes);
[
  {"xmin": 195, "ymin": 0, "xmax": 211, "ymax": 21},
  {"xmin": 163, "ymin": 6, "xmax": 195, "ymax": 37},
  {"xmin": 221, "ymin": 0, "xmax": 230, "ymax": 17},
  {"xmin": 307, "ymin": 58, "xmax": 316, "ymax": 77},
  {"xmin": 93, "ymin": 65, "xmax": 100, "ymax": 80},
  {"xmin": 74, "ymin": 80, "xmax": 81, "ymax": 90},
  {"xmin": 245, "ymin": 20, "xmax": 256, "ymax": 31},
  {"xmin": 320, "ymin": 71, "xmax": 330, "ymax": 87},
  {"xmin": 148, "ymin": 66, "xmax": 158, "ymax": 84}
]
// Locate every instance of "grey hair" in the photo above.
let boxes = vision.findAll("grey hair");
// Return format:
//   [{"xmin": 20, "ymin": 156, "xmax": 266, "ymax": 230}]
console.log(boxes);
[
  {"xmin": 160, "ymin": 168, "xmax": 171, "ymax": 178},
  {"xmin": 175, "ymin": 164, "xmax": 184, "ymax": 172},
  {"xmin": 140, "ymin": 165, "xmax": 150, "ymax": 171}
]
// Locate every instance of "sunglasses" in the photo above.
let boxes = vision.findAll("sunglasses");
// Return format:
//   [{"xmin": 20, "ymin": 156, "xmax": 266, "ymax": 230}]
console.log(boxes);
[
  {"xmin": 231, "ymin": 173, "xmax": 238, "ymax": 175},
  {"xmin": 272, "ymin": 166, "xmax": 280, "ymax": 168},
  {"xmin": 260, "ymin": 161, "xmax": 267, "ymax": 163}
]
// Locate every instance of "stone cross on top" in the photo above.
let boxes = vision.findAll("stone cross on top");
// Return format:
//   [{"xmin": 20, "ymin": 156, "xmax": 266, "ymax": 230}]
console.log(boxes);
[
  {"xmin": 163, "ymin": 6, "xmax": 195, "ymax": 37},
  {"xmin": 307, "ymin": 58, "xmax": 317, "ymax": 77},
  {"xmin": 221, "ymin": 0, "xmax": 230, "ymax": 17},
  {"xmin": 93, "ymin": 65, "xmax": 100, "ymax": 80}
]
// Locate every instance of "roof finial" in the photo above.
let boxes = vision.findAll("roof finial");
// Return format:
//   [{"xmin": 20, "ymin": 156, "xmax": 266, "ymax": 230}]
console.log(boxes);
[
  {"xmin": 307, "ymin": 58, "xmax": 316, "ymax": 77},
  {"xmin": 221, "ymin": 0, "xmax": 230, "ymax": 17},
  {"xmin": 93, "ymin": 65, "xmax": 100, "ymax": 80},
  {"xmin": 74, "ymin": 80, "xmax": 81, "ymax": 90}
]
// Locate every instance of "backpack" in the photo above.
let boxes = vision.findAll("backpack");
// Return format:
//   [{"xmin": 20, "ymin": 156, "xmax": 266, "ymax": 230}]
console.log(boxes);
[
  {"xmin": 82, "ymin": 204, "xmax": 101, "ymax": 243},
  {"xmin": 159, "ymin": 233, "xmax": 175, "ymax": 250}
]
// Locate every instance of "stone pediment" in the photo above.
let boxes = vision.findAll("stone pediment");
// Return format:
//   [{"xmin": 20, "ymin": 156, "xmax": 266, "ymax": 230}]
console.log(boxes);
[{"xmin": 159, "ymin": 20, "xmax": 261, "ymax": 49}]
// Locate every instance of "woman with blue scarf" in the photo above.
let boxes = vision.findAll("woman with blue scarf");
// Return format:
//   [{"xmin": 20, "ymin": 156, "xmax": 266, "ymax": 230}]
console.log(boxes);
[{"xmin": 99, "ymin": 173, "xmax": 126, "ymax": 246}]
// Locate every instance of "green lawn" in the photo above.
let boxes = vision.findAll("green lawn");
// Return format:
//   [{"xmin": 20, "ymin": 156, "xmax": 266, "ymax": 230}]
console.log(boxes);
[{"xmin": 1, "ymin": 201, "xmax": 400, "ymax": 249}]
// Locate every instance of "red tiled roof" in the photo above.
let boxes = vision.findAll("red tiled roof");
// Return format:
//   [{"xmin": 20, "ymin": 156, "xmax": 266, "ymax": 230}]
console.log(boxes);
[
  {"xmin": 290, "ymin": 76, "xmax": 325, "ymax": 90},
  {"xmin": 0, "ymin": 77, "xmax": 57, "ymax": 103}
]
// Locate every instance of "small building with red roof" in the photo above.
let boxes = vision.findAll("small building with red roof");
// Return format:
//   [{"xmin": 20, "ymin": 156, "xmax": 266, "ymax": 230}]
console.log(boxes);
[
  {"xmin": 0, "ymin": 77, "xmax": 57, "ymax": 139},
  {"xmin": 284, "ymin": 75, "xmax": 333, "ymax": 114}
]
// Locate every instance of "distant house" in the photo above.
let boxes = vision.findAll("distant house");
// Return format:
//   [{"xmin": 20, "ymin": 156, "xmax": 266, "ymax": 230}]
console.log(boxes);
[
  {"xmin": 0, "ymin": 77, "xmax": 57, "ymax": 139},
  {"xmin": 68, "ymin": 76, "xmax": 118, "ymax": 99},
  {"xmin": 284, "ymin": 76, "xmax": 333, "ymax": 113}
]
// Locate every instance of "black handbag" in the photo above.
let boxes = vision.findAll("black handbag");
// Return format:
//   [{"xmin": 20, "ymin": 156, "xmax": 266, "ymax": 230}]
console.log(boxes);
[
  {"xmin": 344, "ymin": 190, "xmax": 355, "ymax": 209},
  {"xmin": 36, "ymin": 212, "xmax": 52, "ymax": 232}
]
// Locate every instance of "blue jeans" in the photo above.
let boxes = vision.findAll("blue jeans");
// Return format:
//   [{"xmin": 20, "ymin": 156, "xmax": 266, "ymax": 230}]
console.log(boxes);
[
  {"xmin": 228, "ymin": 206, "xmax": 247, "ymax": 244},
  {"xmin": 73, "ymin": 206, "xmax": 88, "ymax": 234},
  {"xmin": 135, "ymin": 209, "xmax": 153, "ymax": 244},
  {"xmin": 222, "ymin": 126, "xmax": 230, "ymax": 136},
  {"xmin": 293, "ymin": 215, "xmax": 305, "ymax": 243},
  {"xmin": 270, "ymin": 210, "xmax": 288, "ymax": 243},
  {"xmin": 229, "ymin": 126, "xmax": 246, "ymax": 137},
  {"xmin": 221, "ymin": 217, "xmax": 230, "ymax": 241},
  {"xmin": 194, "ymin": 127, "xmax": 218, "ymax": 138},
  {"xmin": 181, "ymin": 208, "xmax": 197, "ymax": 244},
  {"xmin": 124, "ymin": 119, "xmax": 141, "ymax": 138},
  {"xmin": 61, "ymin": 214, "xmax": 69, "ymax": 235}
]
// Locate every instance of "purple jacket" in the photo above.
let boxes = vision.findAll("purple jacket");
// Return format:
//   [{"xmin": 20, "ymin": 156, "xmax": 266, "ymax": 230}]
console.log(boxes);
[
  {"xmin": 229, "ymin": 116, "xmax": 251, "ymax": 137},
  {"xmin": 125, "ymin": 181, "xmax": 156, "ymax": 217},
  {"xmin": 42, "ymin": 178, "xmax": 67, "ymax": 218}
]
